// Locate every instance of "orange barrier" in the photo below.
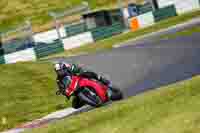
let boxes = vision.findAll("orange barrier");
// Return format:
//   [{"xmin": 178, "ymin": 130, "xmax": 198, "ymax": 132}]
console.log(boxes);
[{"xmin": 130, "ymin": 17, "xmax": 139, "ymax": 31}]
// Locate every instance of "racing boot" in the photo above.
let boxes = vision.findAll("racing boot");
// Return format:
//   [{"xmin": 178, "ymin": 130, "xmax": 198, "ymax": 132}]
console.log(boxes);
[
  {"xmin": 98, "ymin": 76, "xmax": 113, "ymax": 100},
  {"xmin": 107, "ymin": 87, "xmax": 113, "ymax": 100}
]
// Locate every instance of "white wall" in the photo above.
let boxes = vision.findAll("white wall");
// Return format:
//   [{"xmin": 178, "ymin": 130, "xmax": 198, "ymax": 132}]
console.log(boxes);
[
  {"xmin": 5, "ymin": 48, "xmax": 37, "ymax": 64},
  {"xmin": 137, "ymin": 12, "xmax": 155, "ymax": 28},
  {"xmin": 174, "ymin": 0, "xmax": 200, "ymax": 14},
  {"xmin": 123, "ymin": 8, "xmax": 130, "ymax": 19},
  {"xmin": 157, "ymin": 0, "xmax": 174, "ymax": 8},
  {"xmin": 62, "ymin": 32, "xmax": 94, "ymax": 50},
  {"xmin": 157, "ymin": 0, "xmax": 200, "ymax": 12},
  {"xmin": 33, "ymin": 27, "xmax": 66, "ymax": 43}
]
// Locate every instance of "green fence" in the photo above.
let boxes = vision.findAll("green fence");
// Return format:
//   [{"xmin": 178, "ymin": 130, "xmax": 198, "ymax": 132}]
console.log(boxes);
[
  {"xmin": 0, "ymin": 55, "xmax": 5, "ymax": 64},
  {"xmin": 0, "ymin": 48, "xmax": 4, "ymax": 56},
  {"xmin": 91, "ymin": 23, "xmax": 125, "ymax": 41},
  {"xmin": 138, "ymin": 3, "xmax": 153, "ymax": 14},
  {"xmin": 65, "ymin": 22, "xmax": 87, "ymax": 37},
  {"xmin": 2, "ymin": 37, "xmax": 34, "ymax": 54},
  {"xmin": 153, "ymin": 5, "xmax": 177, "ymax": 22},
  {"xmin": 109, "ymin": 9, "xmax": 124, "ymax": 24},
  {"xmin": 34, "ymin": 40, "xmax": 64, "ymax": 58}
]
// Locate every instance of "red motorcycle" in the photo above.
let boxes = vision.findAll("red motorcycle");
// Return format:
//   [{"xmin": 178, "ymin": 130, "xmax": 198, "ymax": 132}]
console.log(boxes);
[{"xmin": 56, "ymin": 75, "xmax": 123, "ymax": 109}]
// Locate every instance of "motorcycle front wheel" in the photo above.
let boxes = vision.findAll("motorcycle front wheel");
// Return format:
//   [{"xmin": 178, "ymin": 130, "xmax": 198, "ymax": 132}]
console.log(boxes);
[
  {"xmin": 78, "ymin": 87, "xmax": 103, "ymax": 107},
  {"xmin": 72, "ymin": 96, "xmax": 85, "ymax": 109}
]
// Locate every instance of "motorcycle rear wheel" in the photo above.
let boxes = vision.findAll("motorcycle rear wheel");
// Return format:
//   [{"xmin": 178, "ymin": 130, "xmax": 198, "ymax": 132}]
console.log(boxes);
[{"xmin": 110, "ymin": 87, "xmax": 123, "ymax": 101}]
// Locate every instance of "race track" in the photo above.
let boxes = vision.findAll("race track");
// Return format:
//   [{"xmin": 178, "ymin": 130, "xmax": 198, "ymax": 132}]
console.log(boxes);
[
  {"xmin": 3, "ymin": 18, "xmax": 200, "ymax": 133},
  {"xmin": 52, "ymin": 23, "xmax": 200, "ymax": 98}
]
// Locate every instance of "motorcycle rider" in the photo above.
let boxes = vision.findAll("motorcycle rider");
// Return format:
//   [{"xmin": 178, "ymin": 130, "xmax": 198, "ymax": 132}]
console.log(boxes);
[{"xmin": 54, "ymin": 62, "xmax": 112, "ymax": 97}]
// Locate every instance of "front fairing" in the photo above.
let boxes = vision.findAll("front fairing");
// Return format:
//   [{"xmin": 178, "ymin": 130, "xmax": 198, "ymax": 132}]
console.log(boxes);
[
  {"xmin": 78, "ymin": 78, "xmax": 109, "ymax": 102},
  {"xmin": 65, "ymin": 76, "xmax": 80, "ymax": 97}
]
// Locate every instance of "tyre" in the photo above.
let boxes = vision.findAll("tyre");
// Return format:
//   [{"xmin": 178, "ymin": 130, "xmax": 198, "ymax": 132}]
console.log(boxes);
[
  {"xmin": 78, "ymin": 87, "xmax": 103, "ymax": 107},
  {"xmin": 110, "ymin": 87, "xmax": 123, "ymax": 101},
  {"xmin": 72, "ymin": 96, "xmax": 85, "ymax": 109}
]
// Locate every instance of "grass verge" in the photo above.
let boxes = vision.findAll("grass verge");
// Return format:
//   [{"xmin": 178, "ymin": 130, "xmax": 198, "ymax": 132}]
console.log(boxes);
[
  {"xmin": 26, "ymin": 75, "xmax": 200, "ymax": 133},
  {"xmin": 0, "ymin": 62, "xmax": 70, "ymax": 132},
  {"xmin": 159, "ymin": 25, "xmax": 200, "ymax": 40},
  {"xmin": 43, "ymin": 9, "xmax": 200, "ymax": 59}
]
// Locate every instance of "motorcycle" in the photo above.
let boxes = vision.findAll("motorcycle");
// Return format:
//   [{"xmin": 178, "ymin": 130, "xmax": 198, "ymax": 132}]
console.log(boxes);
[{"xmin": 56, "ymin": 75, "xmax": 123, "ymax": 109}]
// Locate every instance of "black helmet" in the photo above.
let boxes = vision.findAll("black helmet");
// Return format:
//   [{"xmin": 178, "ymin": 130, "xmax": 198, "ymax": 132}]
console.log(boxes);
[{"xmin": 54, "ymin": 62, "xmax": 71, "ymax": 77}]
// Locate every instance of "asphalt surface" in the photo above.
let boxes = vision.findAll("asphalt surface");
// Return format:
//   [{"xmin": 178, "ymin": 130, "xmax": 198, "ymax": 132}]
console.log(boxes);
[{"xmin": 52, "ymin": 22, "xmax": 200, "ymax": 98}]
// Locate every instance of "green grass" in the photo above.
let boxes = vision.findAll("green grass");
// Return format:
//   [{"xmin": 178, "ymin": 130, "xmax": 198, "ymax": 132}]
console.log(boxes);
[
  {"xmin": 0, "ymin": 0, "xmax": 141, "ymax": 32},
  {"xmin": 159, "ymin": 26, "xmax": 200, "ymax": 40},
  {"xmin": 26, "ymin": 75, "xmax": 200, "ymax": 133},
  {"xmin": 0, "ymin": 62, "xmax": 71, "ymax": 132},
  {"xmin": 43, "ymin": 10, "xmax": 200, "ymax": 59}
]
